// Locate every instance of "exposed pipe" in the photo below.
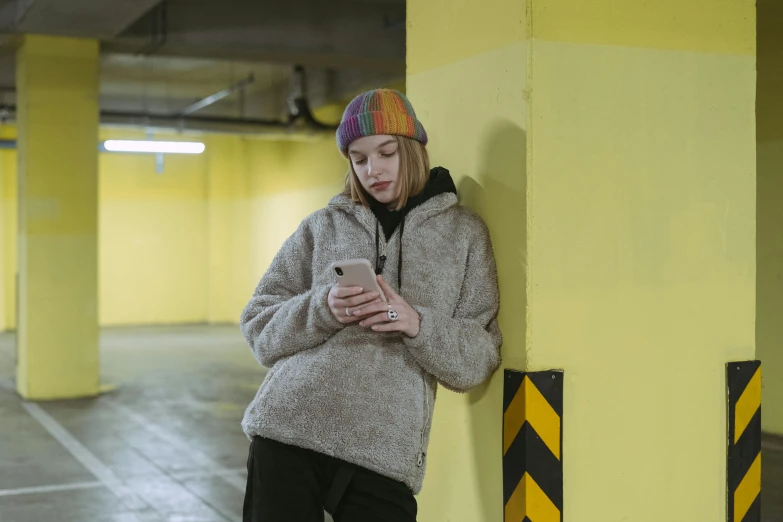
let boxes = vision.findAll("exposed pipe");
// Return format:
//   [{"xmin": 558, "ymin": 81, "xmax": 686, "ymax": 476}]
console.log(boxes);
[
  {"xmin": 0, "ymin": 66, "xmax": 338, "ymax": 136},
  {"xmin": 179, "ymin": 73, "xmax": 255, "ymax": 116},
  {"xmin": 101, "ymin": 109, "xmax": 295, "ymax": 134},
  {"xmin": 104, "ymin": 64, "xmax": 339, "ymax": 133},
  {"xmin": 0, "ymin": 104, "xmax": 336, "ymax": 137},
  {"xmin": 286, "ymin": 65, "xmax": 336, "ymax": 131}
]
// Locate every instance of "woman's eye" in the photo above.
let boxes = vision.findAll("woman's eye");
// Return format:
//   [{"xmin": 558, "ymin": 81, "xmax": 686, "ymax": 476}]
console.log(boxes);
[
  {"xmin": 354, "ymin": 158, "xmax": 367, "ymax": 165},
  {"xmin": 381, "ymin": 151, "xmax": 397, "ymax": 158}
]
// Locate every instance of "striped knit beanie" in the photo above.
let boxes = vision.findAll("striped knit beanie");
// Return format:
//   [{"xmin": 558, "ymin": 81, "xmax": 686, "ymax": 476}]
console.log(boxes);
[{"xmin": 336, "ymin": 89, "xmax": 428, "ymax": 155}]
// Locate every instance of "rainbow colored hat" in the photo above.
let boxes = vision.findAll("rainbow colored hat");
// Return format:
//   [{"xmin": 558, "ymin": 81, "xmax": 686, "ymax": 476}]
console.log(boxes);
[{"xmin": 336, "ymin": 89, "xmax": 428, "ymax": 155}]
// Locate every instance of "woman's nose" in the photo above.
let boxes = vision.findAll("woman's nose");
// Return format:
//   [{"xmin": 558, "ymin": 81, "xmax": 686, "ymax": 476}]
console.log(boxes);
[{"xmin": 367, "ymin": 158, "xmax": 381, "ymax": 177}]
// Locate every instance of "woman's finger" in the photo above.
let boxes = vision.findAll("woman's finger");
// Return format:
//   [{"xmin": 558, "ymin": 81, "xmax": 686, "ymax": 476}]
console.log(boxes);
[
  {"xmin": 371, "ymin": 321, "xmax": 405, "ymax": 332},
  {"xmin": 337, "ymin": 292, "xmax": 380, "ymax": 308},
  {"xmin": 352, "ymin": 301, "xmax": 389, "ymax": 317},
  {"xmin": 359, "ymin": 311, "xmax": 394, "ymax": 327},
  {"xmin": 333, "ymin": 295, "xmax": 381, "ymax": 315},
  {"xmin": 330, "ymin": 304, "xmax": 363, "ymax": 323},
  {"xmin": 351, "ymin": 305, "xmax": 382, "ymax": 318},
  {"xmin": 332, "ymin": 286, "xmax": 365, "ymax": 299},
  {"xmin": 376, "ymin": 276, "xmax": 399, "ymax": 301},
  {"xmin": 342, "ymin": 299, "xmax": 382, "ymax": 317}
]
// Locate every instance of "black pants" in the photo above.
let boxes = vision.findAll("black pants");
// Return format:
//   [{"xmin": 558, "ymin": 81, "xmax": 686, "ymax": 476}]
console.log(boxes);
[{"xmin": 243, "ymin": 437, "xmax": 418, "ymax": 522}]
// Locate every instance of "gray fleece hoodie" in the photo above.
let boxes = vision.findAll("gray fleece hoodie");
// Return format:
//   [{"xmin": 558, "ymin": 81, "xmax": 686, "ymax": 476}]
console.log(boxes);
[{"xmin": 239, "ymin": 182, "xmax": 502, "ymax": 494}]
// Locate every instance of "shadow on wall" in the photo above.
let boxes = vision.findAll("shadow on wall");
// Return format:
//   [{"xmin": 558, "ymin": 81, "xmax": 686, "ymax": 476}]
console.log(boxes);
[
  {"xmin": 459, "ymin": 118, "xmax": 527, "ymax": 520},
  {"xmin": 756, "ymin": 0, "xmax": 783, "ymax": 440}
]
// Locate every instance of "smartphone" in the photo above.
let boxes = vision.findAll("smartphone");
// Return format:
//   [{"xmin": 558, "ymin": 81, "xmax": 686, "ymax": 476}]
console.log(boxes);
[{"xmin": 330, "ymin": 259, "xmax": 387, "ymax": 302}]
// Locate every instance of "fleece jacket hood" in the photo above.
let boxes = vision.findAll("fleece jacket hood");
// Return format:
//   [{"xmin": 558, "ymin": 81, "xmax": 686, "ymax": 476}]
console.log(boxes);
[{"xmin": 368, "ymin": 167, "xmax": 458, "ymax": 287}]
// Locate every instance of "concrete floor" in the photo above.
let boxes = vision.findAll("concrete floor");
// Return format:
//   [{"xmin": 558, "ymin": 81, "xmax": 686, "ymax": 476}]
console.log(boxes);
[
  {"xmin": 764, "ymin": 433, "xmax": 783, "ymax": 521},
  {"xmin": 0, "ymin": 325, "xmax": 264, "ymax": 522},
  {"xmin": 0, "ymin": 325, "xmax": 781, "ymax": 521}
]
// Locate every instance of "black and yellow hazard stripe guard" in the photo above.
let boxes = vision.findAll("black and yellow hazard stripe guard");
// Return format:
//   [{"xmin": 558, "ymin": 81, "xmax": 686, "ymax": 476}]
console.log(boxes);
[
  {"xmin": 727, "ymin": 361, "xmax": 762, "ymax": 522},
  {"xmin": 503, "ymin": 369, "xmax": 563, "ymax": 522}
]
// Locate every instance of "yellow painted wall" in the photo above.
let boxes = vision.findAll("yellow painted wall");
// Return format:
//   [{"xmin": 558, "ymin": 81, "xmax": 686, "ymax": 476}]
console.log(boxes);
[
  {"xmin": 99, "ymin": 128, "xmax": 210, "ymax": 325},
  {"xmin": 757, "ymin": 0, "xmax": 783, "ymax": 436},
  {"xmin": 101, "ymin": 132, "xmax": 344, "ymax": 326},
  {"xmin": 207, "ymin": 135, "xmax": 345, "ymax": 324},
  {"xmin": 206, "ymin": 134, "xmax": 253, "ymax": 325},
  {"xmin": 0, "ymin": 128, "xmax": 346, "ymax": 329},
  {"xmin": 409, "ymin": 0, "xmax": 756, "ymax": 520},
  {"xmin": 248, "ymin": 138, "xmax": 346, "ymax": 272}
]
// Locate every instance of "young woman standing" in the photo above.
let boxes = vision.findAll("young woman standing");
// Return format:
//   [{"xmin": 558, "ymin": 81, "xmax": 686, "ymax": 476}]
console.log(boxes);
[{"xmin": 241, "ymin": 89, "xmax": 502, "ymax": 522}]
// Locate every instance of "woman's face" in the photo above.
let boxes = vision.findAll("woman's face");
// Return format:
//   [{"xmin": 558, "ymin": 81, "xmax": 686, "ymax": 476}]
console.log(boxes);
[{"xmin": 348, "ymin": 135, "xmax": 401, "ymax": 207}]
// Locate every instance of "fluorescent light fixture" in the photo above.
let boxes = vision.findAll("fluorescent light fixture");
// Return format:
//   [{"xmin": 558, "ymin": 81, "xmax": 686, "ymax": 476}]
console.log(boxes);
[{"xmin": 102, "ymin": 140, "xmax": 205, "ymax": 154}]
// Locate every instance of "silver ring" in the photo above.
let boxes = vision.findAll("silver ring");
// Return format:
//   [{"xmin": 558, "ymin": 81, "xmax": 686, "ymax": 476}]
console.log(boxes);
[
  {"xmin": 345, "ymin": 307, "xmax": 351, "ymax": 317},
  {"xmin": 387, "ymin": 307, "xmax": 399, "ymax": 322}
]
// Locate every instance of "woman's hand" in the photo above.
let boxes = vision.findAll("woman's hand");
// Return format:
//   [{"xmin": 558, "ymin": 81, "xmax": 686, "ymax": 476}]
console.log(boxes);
[
  {"xmin": 328, "ymin": 285, "xmax": 382, "ymax": 324},
  {"xmin": 351, "ymin": 276, "xmax": 421, "ymax": 338}
]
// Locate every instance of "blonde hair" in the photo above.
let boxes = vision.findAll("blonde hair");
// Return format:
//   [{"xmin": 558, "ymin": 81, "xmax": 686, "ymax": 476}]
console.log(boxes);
[{"xmin": 343, "ymin": 136, "xmax": 430, "ymax": 211}]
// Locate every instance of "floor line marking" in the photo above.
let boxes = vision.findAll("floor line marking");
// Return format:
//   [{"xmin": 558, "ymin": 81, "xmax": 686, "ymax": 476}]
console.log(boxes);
[
  {"xmin": 114, "ymin": 429, "xmax": 240, "ymax": 522},
  {"xmin": 0, "ymin": 467, "xmax": 246, "ymax": 521},
  {"xmin": 171, "ymin": 467, "xmax": 247, "ymax": 481},
  {"xmin": 103, "ymin": 399, "xmax": 246, "ymax": 492},
  {"xmin": 176, "ymin": 482, "xmax": 239, "ymax": 522},
  {"xmin": 0, "ymin": 480, "xmax": 103, "ymax": 497},
  {"xmin": 0, "ymin": 466, "xmax": 248, "ymax": 499},
  {"xmin": 21, "ymin": 402, "xmax": 155, "ymax": 515}
]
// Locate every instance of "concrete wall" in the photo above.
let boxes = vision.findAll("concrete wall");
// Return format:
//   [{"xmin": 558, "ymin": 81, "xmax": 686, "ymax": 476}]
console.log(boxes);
[{"xmin": 757, "ymin": 0, "xmax": 783, "ymax": 436}]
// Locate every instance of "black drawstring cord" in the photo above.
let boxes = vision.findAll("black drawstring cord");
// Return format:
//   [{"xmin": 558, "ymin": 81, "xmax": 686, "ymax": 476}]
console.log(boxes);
[
  {"xmin": 375, "ymin": 216, "xmax": 404, "ymax": 288},
  {"xmin": 375, "ymin": 220, "xmax": 386, "ymax": 275},
  {"xmin": 398, "ymin": 215, "xmax": 405, "ymax": 288}
]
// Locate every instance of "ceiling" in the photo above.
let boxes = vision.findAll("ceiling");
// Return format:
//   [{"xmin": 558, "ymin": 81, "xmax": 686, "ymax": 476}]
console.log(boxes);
[{"xmin": 0, "ymin": 0, "xmax": 406, "ymax": 133}]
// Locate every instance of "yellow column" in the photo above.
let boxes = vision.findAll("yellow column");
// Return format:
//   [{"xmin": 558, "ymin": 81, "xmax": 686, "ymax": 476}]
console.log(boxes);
[
  {"xmin": 0, "ymin": 127, "xmax": 13, "ymax": 331},
  {"xmin": 16, "ymin": 35, "xmax": 100, "ymax": 399},
  {"xmin": 409, "ymin": 0, "xmax": 756, "ymax": 520},
  {"xmin": 0, "ymin": 157, "xmax": 4, "ymax": 333},
  {"xmin": 408, "ymin": 3, "xmax": 528, "ymax": 520}
]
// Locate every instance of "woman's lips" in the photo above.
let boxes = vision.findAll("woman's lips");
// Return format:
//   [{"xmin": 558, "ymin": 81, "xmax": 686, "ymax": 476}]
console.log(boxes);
[{"xmin": 372, "ymin": 181, "xmax": 391, "ymax": 191}]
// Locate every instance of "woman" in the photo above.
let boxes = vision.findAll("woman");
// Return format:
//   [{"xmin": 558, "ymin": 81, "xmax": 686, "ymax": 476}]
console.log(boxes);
[{"xmin": 240, "ymin": 89, "xmax": 502, "ymax": 522}]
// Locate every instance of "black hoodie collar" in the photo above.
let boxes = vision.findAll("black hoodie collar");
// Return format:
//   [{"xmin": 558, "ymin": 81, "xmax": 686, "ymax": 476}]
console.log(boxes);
[
  {"xmin": 369, "ymin": 166, "xmax": 457, "ymax": 241},
  {"xmin": 399, "ymin": 166, "xmax": 458, "ymax": 214}
]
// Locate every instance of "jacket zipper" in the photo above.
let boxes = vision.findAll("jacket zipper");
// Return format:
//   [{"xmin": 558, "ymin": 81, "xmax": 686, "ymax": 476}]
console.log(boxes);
[
  {"xmin": 418, "ymin": 376, "xmax": 429, "ymax": 467},
  {"xmin": 330, "ymin": 198, "xmax": 457, "ymax": 469},
  {"xmin": 378, "ymin": 234, "xmax": 388, "ymax": 274},
  {"xmin": 373, "ymin": 216, "xmax": 427, "ymax": 468}
]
